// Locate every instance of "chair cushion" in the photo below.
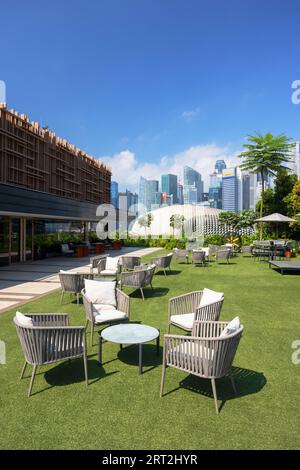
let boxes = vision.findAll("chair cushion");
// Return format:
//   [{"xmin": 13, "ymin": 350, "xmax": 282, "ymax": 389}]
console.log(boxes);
[
  {"xmin": 170, "ymin": 313, "xmax": 194, "ymax": 330},
  {"xmin": 220, "ymin": 316, "xmax": 241, "ymax": 338},
  {"xmin": 199, "ymin": 288, "xmax": 224, "ymax": 308},
  {"xmin": 93, "ymin": 303, "xmax": 117, "ymax": 313},
  {"xmin": 94, "ymin": 309, "xmax": 127, "ymax": 324},
  {"xmin": 60, "ymin": 270, "xmax": 79, "ymax": 274},
  {"xmin": 15, "ymin": 311, "xmax": 33, "ymax": 328},
  {"xmin": 99, "ymin": 269, "xmax": 117, "ymax": 275},
  {"xmin": 169, "ymin": 342, "xmax": 214, "ymax": 360},
  {"xmin": 84, "ymin": 279, "xmax": 116, "ymax": 307},
  {"xmin": 106, "ymin": 257, "xmax": 119, "ymax": 270}
]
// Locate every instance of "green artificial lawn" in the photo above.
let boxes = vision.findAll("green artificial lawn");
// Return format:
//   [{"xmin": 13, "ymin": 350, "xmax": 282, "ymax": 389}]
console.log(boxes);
[{"xmin": 0, "ymin": 250, "xmax": 299, "ymax": 450}]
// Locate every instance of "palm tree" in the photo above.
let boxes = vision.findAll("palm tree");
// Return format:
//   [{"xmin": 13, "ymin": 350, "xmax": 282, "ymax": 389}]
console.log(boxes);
[{"xmin": 238, "ymin": 132, "xmax": 294, "ymax": 237}]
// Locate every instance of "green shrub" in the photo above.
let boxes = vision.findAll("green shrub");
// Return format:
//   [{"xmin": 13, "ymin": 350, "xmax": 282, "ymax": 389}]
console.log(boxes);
[{"xmin": 204, "ymin": 235, "xmax": 225, "ymax": 246}]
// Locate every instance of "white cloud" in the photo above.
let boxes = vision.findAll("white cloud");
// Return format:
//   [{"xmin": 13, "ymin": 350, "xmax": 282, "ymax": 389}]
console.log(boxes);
[
  {"xmin": 181, "ymin": 107, "xmax": 200, "ymax": 122},
  {"xmin": 101, "ymin": 144, "xmax": 240, "ymax": 192}
]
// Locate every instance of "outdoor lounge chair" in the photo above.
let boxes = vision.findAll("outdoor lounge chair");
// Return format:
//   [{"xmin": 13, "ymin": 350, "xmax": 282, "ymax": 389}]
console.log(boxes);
[
  {"xmin": 150, "ymin": 253, "xmax": 173, "ymax": 276},
  {"xmin": 173, "ymin": 248, "xmax": 189, "ymax": 263},
  {"xmin": 61, "ymin": 243, "xmax": 75, "ymax": 256},
  {"xmin": 89, "ymin": 254, "xmax": 108, "ymax": 274},
  {"xmin": 168, "ymin": 288, "xmax": 224, "ymax": 333},
  {"xmin": 14, "ymin": 312, "xmax": 88, "ymax": 397},
  {"xmin": 160, "ymin": 319, "xmax": 243, "ymax": 414},
  {"xmin": 191, "ymin": 250, "xmax": 206, "ymax": 266},
  {"xmin": 59, "ymin": 272, "xmax": 94, "ymax": 305},
  {"xmin": 82, "ymin": 279, "xmax": 130, "ymax": 347},
  {"xmin": 120, "ymin": 256, "xmax": 141, "ymax": 271},
  {"xmin": 241, "ymin": 245, "xmax": 253, "ymax": 256},
  {"xmin": 216, "ymin": 249, "xmax": 231, "ymax": 264},
  {"xmin": 119, "ymin": 264, "xmax": 156, "ymax": 300},
  {"xmin": 97, "ymin": 256, "xmax": 120, "ymax": 278}
]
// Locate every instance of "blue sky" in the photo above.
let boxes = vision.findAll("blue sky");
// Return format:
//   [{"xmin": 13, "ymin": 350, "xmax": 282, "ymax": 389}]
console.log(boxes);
[{"xmin": 1, "ymin": 0, "xmax": 300, "ymax": 190}]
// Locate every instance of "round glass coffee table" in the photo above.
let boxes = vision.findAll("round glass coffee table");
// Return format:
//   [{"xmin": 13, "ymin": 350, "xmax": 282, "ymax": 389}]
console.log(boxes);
[{"xmin": 98, "ymin": 323, "xmax": 160, "ymax": 374}]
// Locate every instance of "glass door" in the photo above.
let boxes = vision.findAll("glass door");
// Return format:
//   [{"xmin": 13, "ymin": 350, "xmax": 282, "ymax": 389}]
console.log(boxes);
[
  {"xmin": 10, "ymin": 218, "xmax": 20, "ymax": 263},
  {"xmin": 25, "ymin": 219, "xmax": 34, "ymax": 261}
]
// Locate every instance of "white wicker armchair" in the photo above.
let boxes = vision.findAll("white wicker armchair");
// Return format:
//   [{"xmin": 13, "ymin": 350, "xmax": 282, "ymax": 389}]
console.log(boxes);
[
  {"xmin": 14, "ymin": 313, "xmax": 88, "ymax": 397},
  {"xmin": 168, "ymin": 289, "xmax": 224, "ymax": 333},
  {"xmin": 82, "ymin": 286, "xmax": 130, "ymax": 347},
  {"xmin": 160, "ymin": 320, "xmax": 243, "ymax": 414},
  {"xmin": 150, "ymin": 253, "xmax": 173, "ymax": 276},
  {"xmin": 119, "ymin": 264, "xmax": 156, "ymax": 300}
]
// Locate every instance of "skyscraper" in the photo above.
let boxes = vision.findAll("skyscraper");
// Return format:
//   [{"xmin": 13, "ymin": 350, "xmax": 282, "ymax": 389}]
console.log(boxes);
[
  {"xmin": 111, "ymin": 181, "xmax": 119, "ymax": 208},
  {"xmin": 139, "ymin": 177, "xmax": 159, "ymax": 212},
  {"xmin": 183, "ymin": 166, "xmax": 203, "ymax": 204},
  {"xmin": 222, "ymin": 167, "xmax": 239, "ymax": 212},
  {"xmin": 208, "ymin": 160, "xmax": 226, "ymax": 209},
  {"xmin": 177, "ymin": 183, "xmax": 184, "ymax": 204},
  {"xmin": 161, "ymin": 174, "xmax": 178, "ymax": 204},
  {"xmin": 215, "ymin": 159, "xmax": 226, "ymax": 174},
  {"xmin": 208, "ymin": 170, "xmax": 223, "ymax": 209}
]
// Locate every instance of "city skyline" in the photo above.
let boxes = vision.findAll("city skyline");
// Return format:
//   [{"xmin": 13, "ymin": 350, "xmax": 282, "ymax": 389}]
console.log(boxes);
[
  {"xmin": 2, "ymin": 0, "xmax": 300, "ymax": 197},
  {"xmin": 112, "ymin": 142, "xmax": 300, "ymax": 214}
]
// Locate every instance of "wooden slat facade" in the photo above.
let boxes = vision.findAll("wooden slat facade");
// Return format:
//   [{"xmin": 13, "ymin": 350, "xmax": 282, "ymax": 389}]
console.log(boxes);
[{"xmin": 0, "ymin": 104, "xmax": 111, "ymax": 205}]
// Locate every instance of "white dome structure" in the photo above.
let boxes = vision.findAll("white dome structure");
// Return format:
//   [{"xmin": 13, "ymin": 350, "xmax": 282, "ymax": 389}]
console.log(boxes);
[{"xmin": 130, "ymin": 204, "xmax": 224, "ymax": 237}]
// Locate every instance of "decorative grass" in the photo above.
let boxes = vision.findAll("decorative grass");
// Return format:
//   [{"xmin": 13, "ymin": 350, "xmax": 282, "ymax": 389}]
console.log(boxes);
[{"xmin": 0, "ymin": 251, "xmax": 299, "ymax": 449}]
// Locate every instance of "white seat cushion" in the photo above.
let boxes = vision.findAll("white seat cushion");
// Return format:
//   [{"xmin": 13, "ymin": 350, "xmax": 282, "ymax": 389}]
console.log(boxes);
[
  {"xmin": 93, "ymin": 303, "xmax": 116, "ymax": 312},
  {"xmin": 169, "ymin": 342, "xmax": 214, "ymax": 360},
  {"xmin": 15, "ymin": 311, "xmax": 33, "ymax": 328},
  {"xmin": 199, "ymin": 288, "xmax": 224, "ymax": 308},
  {"xmin": 170, "ymin": 313, "xmax": 194, "ymax": 330},
  {"xmin": 220, "ymin": 316, "xmax": 241, "ymax": 338},
  {"xmin": 99, "ymin": 269, "xmax": 117, "ymax": 276},
  {"xmin": 106, "ymin": 257, "xmax": 119, "ymax": 271},
  {"xmin": 94, "ymin": 309, "xmax": 127, "ymax": 324},
  {"xmin": 84, "ymin": 279, "xmax": 116, "ymax": 307}
]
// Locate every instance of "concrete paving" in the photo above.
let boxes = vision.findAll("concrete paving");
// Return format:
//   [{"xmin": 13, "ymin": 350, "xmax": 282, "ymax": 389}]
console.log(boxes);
[{"xmin": 0, "ymin": 247, "xmax": 160, "ymax": 314}]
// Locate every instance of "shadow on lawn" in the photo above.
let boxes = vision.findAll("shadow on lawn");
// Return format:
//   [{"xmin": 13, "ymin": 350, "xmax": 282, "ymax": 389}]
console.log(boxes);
[
  {"xmin": 117, "ymin": 343, "xmax": 163, "ymax": 374},
  {"xmin": 43, "ymin": 359, "xmax": 115, "ymax": 391},
  {"xmin": 167, "ymin": 367, "xmax": 266, "ymax": 411},
  {"xmin": 129, "ymin": 287, "xmax": 169, "ymax": 299}
]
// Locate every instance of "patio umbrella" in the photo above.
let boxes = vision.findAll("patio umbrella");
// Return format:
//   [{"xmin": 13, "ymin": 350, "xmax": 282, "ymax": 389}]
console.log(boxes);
[{"xmin": 255, "ymin": 213, "xmax": 297, "ymax": 238}]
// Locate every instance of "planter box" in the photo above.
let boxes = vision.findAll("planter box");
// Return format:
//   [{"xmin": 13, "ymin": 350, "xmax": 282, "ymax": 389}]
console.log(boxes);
[{"xmin": 112, "ymin": 241, "xmax": 122, "ymax": 250}]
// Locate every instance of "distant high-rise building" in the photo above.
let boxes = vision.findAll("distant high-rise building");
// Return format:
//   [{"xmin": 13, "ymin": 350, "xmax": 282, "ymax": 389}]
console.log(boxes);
[
  {"xmin": 215, "ymin": 159, "xmax": 226, "ymax": 174},
  {"xmin": 126, "ymin": 189, "xmax": 138, "ymax": 215},
  {"xmin": 183, "ymin": 166, "xmax": 203, "ymax": 203},
  {"xmin": 161, "ymin": 174, "xmax": 178, "ymax": 204},
  {"xmin": 111, "ymin": 181, "xmax": 119, "ymax": 208},
  {"xmin": 208, "ymin": 169, "xmax": 223, "ymax": 209},
  {"xmin": 154, "ymin": 191, "xmax": 162, "ymax": 207},
  {"xmin": 177, "ymin": 183, "xmax": 184, "ymax": 204},
  {"xmin": 139, "ymin": 177, "xmax": 159, "ymax": 212},
  {"xmin": 183, "ymin": 186, "xmax": 198, "ymax": 204},
  {"xmin": 208, "ymin": 158, "xmax": 226, "ymax": 209},
  {"xmin": 222, "ymin": 167, "xmax": 239, "ymax": 212}
]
